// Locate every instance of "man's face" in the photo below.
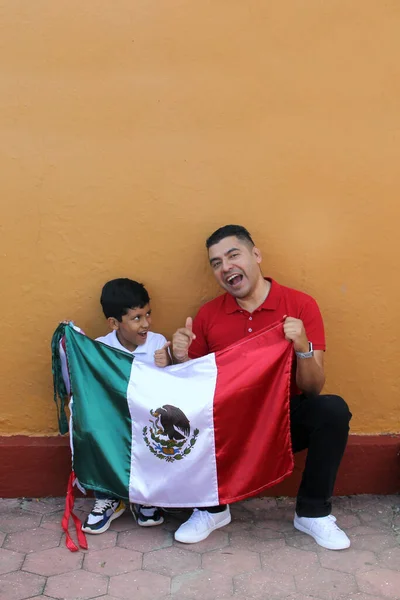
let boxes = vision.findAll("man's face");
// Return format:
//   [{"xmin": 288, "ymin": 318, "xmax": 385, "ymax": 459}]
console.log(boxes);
[
  {"xmin": 110, "ymin": 304, "xmax": 152, "ymax": 350},
  {"xmin": 208, "ymin": 236, "xmax": 262, "ymax": 299}
]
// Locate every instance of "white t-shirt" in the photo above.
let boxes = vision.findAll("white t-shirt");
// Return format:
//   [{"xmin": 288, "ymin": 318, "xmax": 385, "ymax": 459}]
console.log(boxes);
[{"xmin": 95, "ymin": 330, "xmax": 167, "ymax": 365}]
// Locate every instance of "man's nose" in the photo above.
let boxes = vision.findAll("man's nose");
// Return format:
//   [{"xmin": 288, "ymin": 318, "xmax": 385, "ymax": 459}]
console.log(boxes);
[{"xmin": 221, "ymin": 259, "xmax": 232, "ymax": 272}]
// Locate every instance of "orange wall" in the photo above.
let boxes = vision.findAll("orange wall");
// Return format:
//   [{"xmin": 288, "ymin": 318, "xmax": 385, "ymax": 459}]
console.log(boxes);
[{"xmin": 1, "ymin": 1, "xmax": 399, "ymax": 435}]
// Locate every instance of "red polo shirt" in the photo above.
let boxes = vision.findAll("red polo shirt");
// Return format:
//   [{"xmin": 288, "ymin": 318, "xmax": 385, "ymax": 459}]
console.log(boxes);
[{"xmin": 189, "ymin": 278, "xmax": 325, "ymax": 394}]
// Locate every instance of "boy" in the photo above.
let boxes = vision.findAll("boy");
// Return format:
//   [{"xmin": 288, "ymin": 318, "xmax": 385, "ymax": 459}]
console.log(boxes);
[{"xmin": 78, "ymin": 278, "xmax": 171, "ymax": 534}]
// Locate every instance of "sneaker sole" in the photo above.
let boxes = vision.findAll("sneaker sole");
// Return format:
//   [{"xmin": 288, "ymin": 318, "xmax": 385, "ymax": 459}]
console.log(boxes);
[
  {"xmin": 174, "ymin": 512, "xmax": 232, "ymax": 544},
  {"xmin": 293, "ymin": 519, "xmax": 350, "ymax": 550},
  {"xmin": 137, "ymin": 516, "xmax": 164, "ymax": 527},
  {"xmin": 82, "ymin": 505, "xmax": 126, "ymax": 535}
]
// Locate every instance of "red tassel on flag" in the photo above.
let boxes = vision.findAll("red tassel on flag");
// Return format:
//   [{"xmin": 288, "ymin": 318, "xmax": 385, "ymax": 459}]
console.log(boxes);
[{"xmin": 61, "ymin": 471, "xmax": 88, "ymax": 552}]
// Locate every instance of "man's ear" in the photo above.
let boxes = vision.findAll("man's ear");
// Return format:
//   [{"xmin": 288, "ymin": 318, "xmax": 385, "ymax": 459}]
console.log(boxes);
[
  {"xmin": 107, "ymin": 317, "xmax": 119, "ymax": 331},
  {"xmin": 253, "ymin": 246, "xmax": 262, "ymax": 264}
]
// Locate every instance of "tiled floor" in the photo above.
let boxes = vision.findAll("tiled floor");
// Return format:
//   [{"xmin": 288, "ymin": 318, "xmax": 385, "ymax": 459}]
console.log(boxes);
[{"xmin": 0, "ymin": 495, "xmax": 399, "ymax": 600}]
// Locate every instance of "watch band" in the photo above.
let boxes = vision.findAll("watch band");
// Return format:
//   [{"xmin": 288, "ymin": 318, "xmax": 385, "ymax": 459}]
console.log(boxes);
[{"xmin": 295, "ymin": 341, "xmax": 314, "ymax": 359}]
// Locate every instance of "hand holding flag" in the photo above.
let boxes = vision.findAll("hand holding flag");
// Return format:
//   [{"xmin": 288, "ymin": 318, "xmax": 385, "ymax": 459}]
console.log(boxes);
[{"xmin": 283, "ymin": 315, "xmax": 309, "ymax": 353}]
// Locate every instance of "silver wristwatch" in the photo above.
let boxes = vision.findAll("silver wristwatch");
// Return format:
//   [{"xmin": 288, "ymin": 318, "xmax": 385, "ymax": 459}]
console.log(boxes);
[{"xmin": 295, "ymin": 341, "xmax": 314, "ymax": 359}]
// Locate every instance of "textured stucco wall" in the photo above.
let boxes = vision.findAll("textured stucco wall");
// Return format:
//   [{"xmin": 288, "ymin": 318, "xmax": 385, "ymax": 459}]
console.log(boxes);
[{"xmin": 0, "ymin": 1, "xmax": 399, "ymax": 434}]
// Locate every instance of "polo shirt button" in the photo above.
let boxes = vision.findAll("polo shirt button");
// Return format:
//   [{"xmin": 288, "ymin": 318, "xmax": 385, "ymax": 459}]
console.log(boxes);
[
  {"xmin": 249, "ymin": 316, "xmax": 253, "ymax": 320},
  {"xmin": 248, "ymin": 328, "xmax": 253, "ymax": 332}
]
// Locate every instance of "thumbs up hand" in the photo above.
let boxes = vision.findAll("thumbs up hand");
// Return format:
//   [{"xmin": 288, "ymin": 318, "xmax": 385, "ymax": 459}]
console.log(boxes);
[
  {"xmin": 172, "ymin": 317, "xmax": 196, "ymax": 362},
  {"xmin": 154, "ymin": 341, "xmax": 172, "ymax": 368}
]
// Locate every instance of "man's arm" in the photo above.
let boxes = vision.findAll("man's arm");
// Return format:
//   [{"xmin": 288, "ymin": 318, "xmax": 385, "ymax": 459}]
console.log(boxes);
[
  {"xmin": 296, "ymin": 349, "xmax": 325, "ymax": 395},
  {"xmin": 284, "ymin": 316, "xmax": 326, "ymax": 395}
]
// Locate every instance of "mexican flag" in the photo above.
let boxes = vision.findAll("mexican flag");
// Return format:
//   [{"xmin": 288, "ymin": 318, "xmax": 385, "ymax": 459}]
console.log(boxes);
[{"xmin": 52, "ymin": 321, "xmax": 294, "ymax": 509}]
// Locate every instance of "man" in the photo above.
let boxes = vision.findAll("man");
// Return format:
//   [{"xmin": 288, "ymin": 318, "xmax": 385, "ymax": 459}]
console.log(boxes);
[{"xmin": 172, "ymin": 224, "xmax": 351, "ymax": 550}]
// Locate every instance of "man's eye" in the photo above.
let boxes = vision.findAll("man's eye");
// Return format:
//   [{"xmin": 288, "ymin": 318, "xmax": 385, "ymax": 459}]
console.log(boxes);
[
  {"xmin": 230, "ymin": 253, "xmax": 239, "ymax": 259},
  {"xmin": 212, "ymin": 262, "xmax": 221, "ymax": 269}
]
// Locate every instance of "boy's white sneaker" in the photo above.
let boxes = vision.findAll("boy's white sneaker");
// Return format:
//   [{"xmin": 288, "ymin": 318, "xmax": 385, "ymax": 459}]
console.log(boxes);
[
  {"xmin": 174, "ymin": 507, "xmax": 231, "ymax": 543},
  {"xmin": 294, "ymin": 513, "xmax": 350, "ymax": 550}
]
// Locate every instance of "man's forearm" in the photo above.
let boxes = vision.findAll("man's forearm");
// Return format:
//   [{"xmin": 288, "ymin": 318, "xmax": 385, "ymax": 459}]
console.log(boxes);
[{"xmin": 296, "ymin": 357, "xmax": 325, "ymax": 395}]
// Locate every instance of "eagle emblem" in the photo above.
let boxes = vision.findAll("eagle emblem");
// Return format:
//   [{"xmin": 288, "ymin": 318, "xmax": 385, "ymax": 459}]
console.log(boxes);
[{"xmin": 143, "ymin": 405, "xmax": 199, "ymax": 462}]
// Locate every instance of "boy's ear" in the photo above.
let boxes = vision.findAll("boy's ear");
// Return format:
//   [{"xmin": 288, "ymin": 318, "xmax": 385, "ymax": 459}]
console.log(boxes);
[{"xmin": 107, "ymin": 317, "xmax": 119, "ymax": 331}]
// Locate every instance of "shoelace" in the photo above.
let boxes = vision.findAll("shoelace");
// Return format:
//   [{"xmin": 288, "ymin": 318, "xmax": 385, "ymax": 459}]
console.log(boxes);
[
  {"xmin": 312, "ymin": 515, "xmax": 342, "ymax": 535},
  {"xmin": 184, "ymin": 509, "xmax": 212, "ymax": 532},
  {"xmin": 92, "ymin": 498, "xmax": 115, "ymax": 515}
]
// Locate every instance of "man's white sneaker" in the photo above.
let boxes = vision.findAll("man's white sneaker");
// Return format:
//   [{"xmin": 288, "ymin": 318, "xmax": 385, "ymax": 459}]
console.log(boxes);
[
  {"xmin": 174, "ymin": 507, "xmax": 231, "ymax": 543},
  {"xmin": 294, "ymin": 513, "xmax": 350, "ymax": 550}
]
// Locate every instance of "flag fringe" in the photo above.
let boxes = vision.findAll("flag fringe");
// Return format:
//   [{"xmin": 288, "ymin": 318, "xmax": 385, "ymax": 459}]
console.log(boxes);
[
  {"xmin": 51, "ymin": 323, "xmax": 69, "ymax": 434},
  {"xmin": 61, "ymin": 471, "xmax": 88, "ymax": 552}
]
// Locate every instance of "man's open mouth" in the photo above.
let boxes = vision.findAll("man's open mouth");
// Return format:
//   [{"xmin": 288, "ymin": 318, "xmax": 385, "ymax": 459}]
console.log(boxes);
[{"xmin": 226, "ymin": 273, "xmax": 243, "ymax": 287}]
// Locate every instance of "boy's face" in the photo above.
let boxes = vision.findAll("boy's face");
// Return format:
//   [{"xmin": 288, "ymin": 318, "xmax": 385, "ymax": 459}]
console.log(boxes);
[{"xmin": 108, "ymin": 304, "xmax": 152, "ymax": 351}]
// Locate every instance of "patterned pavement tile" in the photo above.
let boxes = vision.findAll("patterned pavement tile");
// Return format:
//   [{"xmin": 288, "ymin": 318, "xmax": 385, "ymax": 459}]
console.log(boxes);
[
  {"xmin": 0, "ymin": 571, "xmax": 45, "ymax": 600},
  {"xmin": 0, "ymin": 495, "xmax": 398, "ymax": 600}
]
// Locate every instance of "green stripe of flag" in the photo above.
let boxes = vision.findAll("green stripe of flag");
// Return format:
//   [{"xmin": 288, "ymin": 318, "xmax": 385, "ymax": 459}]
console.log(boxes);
[{"xmin": 65, "ymin": 326, "xmax": 134, "ymax": 500}]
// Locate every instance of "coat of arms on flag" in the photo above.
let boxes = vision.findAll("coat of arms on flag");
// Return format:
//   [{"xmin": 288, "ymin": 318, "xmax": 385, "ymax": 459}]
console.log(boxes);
[{"xmin": 143, "ymin": 406, "xmax": 199, "ymax": 462}]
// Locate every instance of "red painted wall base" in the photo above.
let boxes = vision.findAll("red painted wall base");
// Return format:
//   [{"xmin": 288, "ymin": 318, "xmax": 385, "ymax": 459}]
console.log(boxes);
[{"xmin": 0, "ymin": 435, "xmax": 399, "ymax": 498}]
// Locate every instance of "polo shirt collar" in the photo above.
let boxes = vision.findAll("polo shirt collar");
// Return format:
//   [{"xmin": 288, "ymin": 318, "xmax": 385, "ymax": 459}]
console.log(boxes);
[
  {"xmin": 113, "ymin": 330, "xmax": 148, "ymax": 354},
  {"xmin": 224, "ymin": 278, "xmax": 281, "ymax": 313}
]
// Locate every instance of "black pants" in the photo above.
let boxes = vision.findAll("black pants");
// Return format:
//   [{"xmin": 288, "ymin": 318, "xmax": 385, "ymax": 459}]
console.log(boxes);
[{"xmin": 200, "ymin": 393, "xmax": 351, "ymax": 518}]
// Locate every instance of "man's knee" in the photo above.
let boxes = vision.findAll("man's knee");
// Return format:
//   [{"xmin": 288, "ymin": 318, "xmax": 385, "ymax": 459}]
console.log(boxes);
[{"xmin": 309, "ymin": 394, "xmax": 352, "ymax": 426}]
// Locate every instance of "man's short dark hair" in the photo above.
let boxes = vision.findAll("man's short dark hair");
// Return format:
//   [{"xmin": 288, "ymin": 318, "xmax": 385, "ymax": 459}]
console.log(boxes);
[
  {"xmin": 100, "ymin": 278, "xmax": 150, "ymax": 321},
  {"xmin": 206, "ymin": 225, "xmax": 255, "ymax": 249}
]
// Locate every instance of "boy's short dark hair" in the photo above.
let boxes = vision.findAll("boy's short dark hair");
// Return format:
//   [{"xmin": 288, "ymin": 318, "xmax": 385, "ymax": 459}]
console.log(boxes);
[
  {"xmin": 100, "ymin": 278, "xmax": 150, "ymax": 321},
  {"xmin": 206, "ymin": 224, "xmax": 255, "ymax": 249}
]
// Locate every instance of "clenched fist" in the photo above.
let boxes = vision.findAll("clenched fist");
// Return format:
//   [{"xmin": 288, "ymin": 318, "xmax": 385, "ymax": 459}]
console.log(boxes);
[{"xmin": 283, "ymin": 316, "xmax": 309, "ymax": 353}]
